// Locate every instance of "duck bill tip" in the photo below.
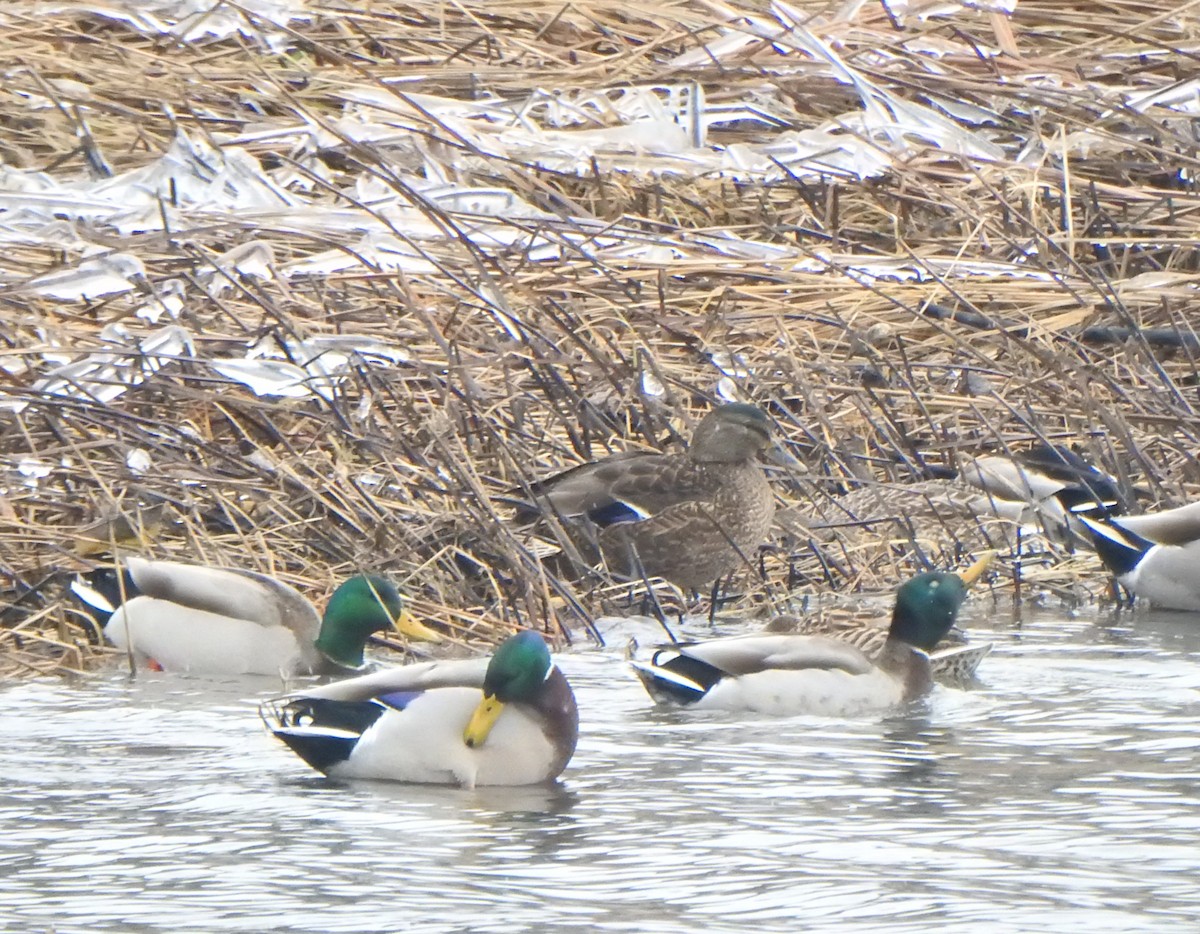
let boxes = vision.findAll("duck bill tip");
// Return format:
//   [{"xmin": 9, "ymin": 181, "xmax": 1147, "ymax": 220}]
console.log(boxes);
[
  {"xmin": 394, "ymin": 608, "xmax": 442, "ymax": 643},
  {"xmin": 765, "ymin": 442, "xmax": 801, "ymax": 468},
  {"xmin": 959, "ymin": 551, "xmax": 996, "ymax": 587},
  {"xmin": 463, "ymin": 695, "xmax": 504, "ymax": 748}
]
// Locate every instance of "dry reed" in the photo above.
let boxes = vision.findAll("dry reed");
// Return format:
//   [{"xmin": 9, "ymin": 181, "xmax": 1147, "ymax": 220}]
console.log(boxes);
[{"xmin": 2, "ymin": 1, "xmax": 1199, "ymax": 676}]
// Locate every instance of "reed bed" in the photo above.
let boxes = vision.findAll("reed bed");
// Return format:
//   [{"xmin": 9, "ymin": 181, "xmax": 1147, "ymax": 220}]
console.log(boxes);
[{"xmin": 2, "ymin": 0, "xmax": 1199, "ymax": 676}]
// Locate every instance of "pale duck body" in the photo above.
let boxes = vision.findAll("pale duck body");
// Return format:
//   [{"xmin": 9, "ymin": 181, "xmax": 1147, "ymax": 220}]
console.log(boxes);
[
  {"xmin": 106, "ymin": 597, "xmax": 310, "ymax": 675},
  {"xmin": 262, "ymin": 631, "xmax": 578, "ymax": 787},
  {"xmin": 631, "ymin": 558, "xmax": 992, "ymax": 717},
  {"xmin": 92, "ymin": 557, "xmax": 438, "ymax": 676},
  {"xmin": 323, "ymin": 684, "xmax": 561, "ymax": 786},
  {"xmin": 102, "ymin": 559, "xmax": 320, "ymax": 675},
  {"xmin": 677, "ymin": 635, "xmax": 910, "ymax": 717},
  {"xmin": 633, "ymin": 632, "xmax": 922, "ymax": 717}
]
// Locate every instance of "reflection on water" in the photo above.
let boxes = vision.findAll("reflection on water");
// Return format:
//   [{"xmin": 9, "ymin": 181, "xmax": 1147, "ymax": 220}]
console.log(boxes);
[{"xmin": 2, "ymin": 603, "xmax": 1199, "ymax": 933}]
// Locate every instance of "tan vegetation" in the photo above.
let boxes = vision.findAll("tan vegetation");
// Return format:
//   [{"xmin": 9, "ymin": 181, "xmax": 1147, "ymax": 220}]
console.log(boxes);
[{"xmin": 2, "ymin": 1, "xmax": 1199, "ymax": 677}]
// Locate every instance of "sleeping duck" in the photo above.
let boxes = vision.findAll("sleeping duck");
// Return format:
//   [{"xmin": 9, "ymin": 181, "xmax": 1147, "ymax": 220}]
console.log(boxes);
[
  {"xmin": 957, "ymin": 443, "xmax": 1122, "ymax": 544},
  {"xmin": 260, "ymin": 629, "xmax": 578, "ymax": 787}
]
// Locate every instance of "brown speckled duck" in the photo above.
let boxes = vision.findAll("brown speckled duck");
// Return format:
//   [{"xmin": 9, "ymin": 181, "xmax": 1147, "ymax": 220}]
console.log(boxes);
[{"xmin": 515, "ymin": 403, "xmax": 777, "ymax": 592}]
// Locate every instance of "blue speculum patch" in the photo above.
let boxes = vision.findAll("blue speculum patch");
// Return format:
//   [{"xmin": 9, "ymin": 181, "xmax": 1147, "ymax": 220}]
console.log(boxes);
[
  {"xmin": 377, "ymin": 690, "xmax": 423, "ymax": 712},
  {"xmin": 589, "ymin": 500, "xmax": 645, "ymax": 527}
]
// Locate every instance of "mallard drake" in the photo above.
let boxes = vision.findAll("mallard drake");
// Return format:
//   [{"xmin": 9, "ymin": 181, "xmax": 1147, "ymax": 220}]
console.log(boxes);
[
  {"xmin": 1079, "ymin": 502, "xmax": 1200, "ymax": 611},
  {"xmin": 78, "ymin": 557, "xmax": 441, "ymax": 676},
  {"xmin": 514, "ymin": 403, "xmax": 777, "ymax": 592},
  {"xmin": 630, "ymin": 554, "xmax": 992, "ymax": 716},
  {"xmin": 764, "ymin": 599, "xmax": 992, "ymax": 683},
  {"xmin": 260, "ymin": 629, "xmax": 578, "ymax": 787}
]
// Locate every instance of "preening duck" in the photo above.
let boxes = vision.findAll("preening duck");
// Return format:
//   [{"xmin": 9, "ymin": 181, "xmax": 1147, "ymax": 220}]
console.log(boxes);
[
  {"xmin": 513, "ymin": 403, "xmax": 777, "ymax": 592},
  {"xmin": 77, "ymin": 557, "xmax": 441, "ymax": 676},
  {"xmin": 630, "ymin": 554, "xmax": 992, "ymax": 716},
  {"xmin": 261, "ymin": 630, "xmax": 578, "ymax": 787}
]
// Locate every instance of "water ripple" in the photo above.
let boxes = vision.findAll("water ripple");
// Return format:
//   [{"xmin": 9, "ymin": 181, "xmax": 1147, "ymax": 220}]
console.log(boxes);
[{"xmin": 0, "ymin": 605, "xmax": 1198, "ymax": 932}]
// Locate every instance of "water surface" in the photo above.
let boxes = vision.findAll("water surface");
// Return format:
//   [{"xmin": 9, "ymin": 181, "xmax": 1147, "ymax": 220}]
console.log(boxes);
[{"xmin": 2, "ymin": 602, "xmax": 1199, "ymax": 933}]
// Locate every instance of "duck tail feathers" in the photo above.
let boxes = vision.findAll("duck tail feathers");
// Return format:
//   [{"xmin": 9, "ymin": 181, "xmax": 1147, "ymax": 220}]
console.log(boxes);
[
  {"xmin": 629, "ymin": 660, "xmax": 707, "ymax": 706},
  {"xmin": 1053, "ymin": 485, "xmax": 1121, "ymax": 518},
  {"xmin": 260, "ymin": 696, "xmax": 386, "ymax": 774},
  {"xmin": 1078, "ymin": 514, "xmax": 1153, "ymax": 576},
  {"xmin": 70, "ymin": 567, "xmax": 139, "ymax": 626}
]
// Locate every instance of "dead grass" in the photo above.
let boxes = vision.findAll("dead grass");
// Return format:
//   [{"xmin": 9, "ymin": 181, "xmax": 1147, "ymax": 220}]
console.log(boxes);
[{"xmin": 3, "ymin": 0, "xmax": 1200, "ymax": 676}]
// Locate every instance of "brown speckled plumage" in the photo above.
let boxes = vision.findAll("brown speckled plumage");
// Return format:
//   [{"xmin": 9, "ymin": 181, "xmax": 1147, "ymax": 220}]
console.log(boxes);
[{"xmin": 519, "ymin": 404, "xmax": 777, "ymax": 591}]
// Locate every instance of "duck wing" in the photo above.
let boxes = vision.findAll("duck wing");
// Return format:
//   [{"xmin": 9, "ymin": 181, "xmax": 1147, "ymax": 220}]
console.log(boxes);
[
  {"xmin": 125, "ymin": 557, "xmax": 319, "ymax": 636},
  {"xmin": 670, "ymin": 633, "xmax": 875, "ymax": 677},
  {"xmin": 1111, "ymin": 501, "xmax": 1200, "ymax": 546},
  {"xmin": 517, "ymin": 451, "xmax": 721, "ymax": 527},
  {"xmin": 512, "ymin": 452, "xmax": 661, "ymax": 522},
  {"xmin": 283, "ymin": 656, "xmax": 492, "ymax": 702},
  {"xmin": 960, "ymin": 454, "xmax": 1071, "ymax": 503},
  {"xmin": 1018, "ymin": 444, "xmax": 1122, "ymax": 507}
]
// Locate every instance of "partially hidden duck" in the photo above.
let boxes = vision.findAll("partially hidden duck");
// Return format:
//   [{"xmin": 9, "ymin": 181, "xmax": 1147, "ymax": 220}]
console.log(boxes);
[
  {"xmin": 80, "ymin": 556, "xmax": 441, "ymax": 676},
  {"xmin": 1079, "ymin": 501, "xmax": 1200, "ymax": 611},
  {"xmin": 261, "ymin": 629, "xmax": 578, "ymax": 787}
]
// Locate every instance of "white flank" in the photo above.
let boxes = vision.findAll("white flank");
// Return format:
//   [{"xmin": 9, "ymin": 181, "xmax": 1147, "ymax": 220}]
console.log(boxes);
[
  {"xmin": 1123, "ymin": 544, "xmax": 1200, "ymax": 611},
  {"xmin": 328, "ymin": 689, "xmax": 558, "ymax": 788},
  {"xmin": 103, "ymin": 596, "xmax": 301, "ymax": 675},
  {"xmin": 696, "ymin": 668, "xmax": 904, "ymax": 718}
]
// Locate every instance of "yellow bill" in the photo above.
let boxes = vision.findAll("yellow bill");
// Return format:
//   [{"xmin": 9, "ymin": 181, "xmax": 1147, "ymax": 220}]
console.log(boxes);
[
  {"xmin": 394, "ymin": 608, "xmax": 442, "ymax": 643},
  {"xmin": 959, "ymin": 551, "xmax": 996, "ymax": 587},
  {"xmin": 463, "ymin": 694, "xmax": 504, "ymax": 748}
]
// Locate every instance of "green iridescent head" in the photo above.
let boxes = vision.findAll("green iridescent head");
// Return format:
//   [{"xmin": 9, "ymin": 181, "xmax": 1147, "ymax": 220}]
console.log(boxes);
[
  {"xmin": 463, "ymin": 630, "xmax": 556, "ymax": 749},
  {"xmin": 888, "ymin": 555, "xmax": 992, "ymax": 651},
  {"xmin": 483, "ymin": 630, "xmax": 553, "ymax": 702},
  {"xmin": 313, "ymin": 575, "xmax": 439, "ymax": 669}
]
